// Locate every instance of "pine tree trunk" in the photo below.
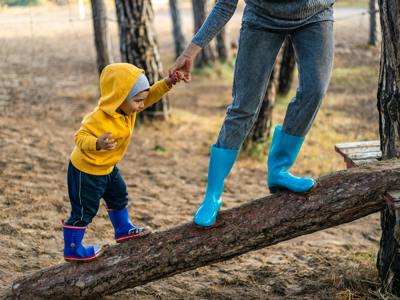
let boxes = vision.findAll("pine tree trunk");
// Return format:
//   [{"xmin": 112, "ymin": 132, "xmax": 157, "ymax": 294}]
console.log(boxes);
[
  {"xmin": 192, "ymin": 0, "xmax": 216, "ymax": 67},
  {"xmin": 7, "ymin": 160, "xmax": 400, "ymax": 299},
  {"xmin": 115, "ymin": 0, "xmax": 169, "ymax": 120},
  {"xmin": 376, "ymin": 0, "xmax": 400, "ymax": 295},
  {"xmin": 169, "ymin": 0, "xmax": 186, "ymax": 59},
  {"xmin": 244, "ymin": 54, "xmax": 281, "ymax": 148},
  {"xmin": 278, "ymin": 37, "xmax": 296, "ymax": 96},
  {"xmin": 369, "ymin": 0, "xmax": 377, "ymax": 46},
  {"xmin": 91, "ymin": 0, "xmax": 113, "ymax": 74},
  {"xmin": 216, "ymin": 28, "xmax": 228, "ymax": 62},
  {"xmin": 215, "ymin": 0, "xmax": 229, "ymax": 62}
]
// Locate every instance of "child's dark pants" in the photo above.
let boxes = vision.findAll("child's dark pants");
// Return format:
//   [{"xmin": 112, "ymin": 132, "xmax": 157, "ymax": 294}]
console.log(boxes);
[{"xmin": 65, "ymin": 161, "xmax": 128, "ymax": 227}]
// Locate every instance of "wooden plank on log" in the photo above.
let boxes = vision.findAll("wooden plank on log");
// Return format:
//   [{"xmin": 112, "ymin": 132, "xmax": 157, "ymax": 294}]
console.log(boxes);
[
  {"xmin": 3, "ymin": 160, "xmax": 400, "ymax": 300},
  {"xmin": 335, "ymin": 140, "xmax": 380, "ymax": 149},
  {"xmin": 336, "ymin": 146, "xmax": 381, "ymax": 156},
  {"xmin": 388, "ymin": 190, "xmax": 400, "ymax": 203},
  {"xmin": 335, "ymin": 140, "xmax": 382, "ymax": 168},
  {"xmin": 384, "ymin": 190, "xmax": 400, "ymax": 209},
  {"xmin": 335, "ymin": 142, "xmax": 400, "ymax": 230},
  {"xmin": 347, "ymin": 151, "xmax": 382, "ymax": 160},
  {"xmin": 352, "ymin": 159, "xmax": 379, "ymax": 167}
]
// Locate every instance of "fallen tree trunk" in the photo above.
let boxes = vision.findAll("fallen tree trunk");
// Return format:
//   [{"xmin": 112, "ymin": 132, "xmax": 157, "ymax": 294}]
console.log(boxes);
[{"xmin": 6, "ymin": 160, "xmax": 400, "ymax": 299}]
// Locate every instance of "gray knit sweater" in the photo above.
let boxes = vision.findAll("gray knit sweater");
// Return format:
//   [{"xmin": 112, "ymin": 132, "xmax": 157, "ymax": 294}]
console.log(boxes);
[{"xmin": 192, "ymin": 0, "xmax": 335, "ymax": 48}]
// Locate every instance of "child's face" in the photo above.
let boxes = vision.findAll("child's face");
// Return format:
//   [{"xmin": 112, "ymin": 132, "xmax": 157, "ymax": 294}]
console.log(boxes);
[{"xmin": 119, "ymin": 90, "xmax": 149, "ymax": 115}]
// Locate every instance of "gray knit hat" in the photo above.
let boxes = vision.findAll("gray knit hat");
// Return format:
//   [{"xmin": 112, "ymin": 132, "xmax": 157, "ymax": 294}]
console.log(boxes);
[{"xmin": 126, "ymin": 74, "xmax": 150, "ymax": 100}]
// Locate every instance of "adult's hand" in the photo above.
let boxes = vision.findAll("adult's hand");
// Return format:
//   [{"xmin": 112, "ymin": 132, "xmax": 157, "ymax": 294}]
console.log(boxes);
[{"xmin": 169, "ymin": 43, "xmax": 202, "ymax": 83}]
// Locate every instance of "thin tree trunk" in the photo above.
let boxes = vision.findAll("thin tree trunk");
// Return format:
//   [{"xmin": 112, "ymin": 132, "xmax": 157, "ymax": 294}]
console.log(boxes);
[
  {"xmin": 115, "ymin": 0, "xmax": 169, "ymax": 120},
  {"xmin": 244, "ymin": 63, "xmax": 279, "ymax": 148},
  {"xmin": 169, "ymin": 0, "xmax": 186, "ymax": 59},
  {"xmin": 216, "ymin": 27, "xmax": 228, "ymax": 62},
  {"xmin": 91, "ymin": 0, "xmax": 113, "ymax": 74},
  {"xmin": 278, "ymin": 37, "xmax": 296, "ymax": 96},
  {"xmin": 7, "ymin": 160, "xmax": 400, "ymax": 299},
  {"xmin": 215, "ymin": 0, "xmax": 229, "ymax": 62},
  {"xmin": 369, "ymin": 0, "xmax": 377, "ymax": 46},
  {"xmin": 376, "ymin": 0, "xmax": 400, "ymax": 295},
  {"xmin": 192, "ymin": 0, "xmax": 215, "ymax": 67},
  {"xmin": 244, "ymin": 49, "xmax": 282, "ymax": 148}
]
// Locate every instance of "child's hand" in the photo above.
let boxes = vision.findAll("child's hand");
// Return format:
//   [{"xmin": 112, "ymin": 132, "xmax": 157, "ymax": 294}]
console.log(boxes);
[
  {"xmin": 166, "ymin": 71, "xmax": 184, "ymax": 87},
  {"xmin": 96, "ymin": 132, "xmax": 116, "ymax": 150}
]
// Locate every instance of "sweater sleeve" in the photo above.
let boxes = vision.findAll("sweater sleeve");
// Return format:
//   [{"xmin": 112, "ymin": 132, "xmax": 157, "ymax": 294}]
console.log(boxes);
[
  {"xmin": 74, "ymin": 126, "xmax": 98, "ymax": 151},
  {"xmin": 192, "ymin": 0, "xmax": 238, "ymax": 48},
  {"xmin": 142, "ymin": 79, "xmax": 172, "ymax": 110},
  {"xmin": 74, "ymin": 112, "xmax": 99, "ymax": 151}
]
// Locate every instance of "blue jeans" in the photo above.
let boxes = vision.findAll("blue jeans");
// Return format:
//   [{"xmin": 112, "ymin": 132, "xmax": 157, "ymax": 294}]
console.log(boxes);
[
  {"xmin": 216, "ymin": 20, "xmax": 334, "ymax": 149},
  {"xmin": 65, "ymin": 161, "xmax": 129, "ymax": 227}
]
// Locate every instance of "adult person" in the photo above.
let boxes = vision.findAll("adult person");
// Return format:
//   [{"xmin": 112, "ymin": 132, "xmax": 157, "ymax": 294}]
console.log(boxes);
[{"xmin": 169, "ymin": 0, "xmax": 335, "ymax": 227}]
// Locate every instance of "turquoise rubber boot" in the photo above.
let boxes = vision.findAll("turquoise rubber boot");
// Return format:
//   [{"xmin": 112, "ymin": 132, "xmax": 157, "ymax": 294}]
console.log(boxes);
[
  {"xmin": 267, "ymin": 125, "xmax": 315, "ymax": 193},
  {"xmin": 193, "ymin": 144, "xmax": 239, "ymax": 227}
]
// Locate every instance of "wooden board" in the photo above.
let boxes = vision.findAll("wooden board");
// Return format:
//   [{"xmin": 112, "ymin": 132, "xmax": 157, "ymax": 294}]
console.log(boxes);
[
  {"xmin": 335, "ymin": 141, "xmax": 399, "ymax": 209},
  {"xmin": 335, "ymin": 140, "xmax": 381, "ymax": 168}
]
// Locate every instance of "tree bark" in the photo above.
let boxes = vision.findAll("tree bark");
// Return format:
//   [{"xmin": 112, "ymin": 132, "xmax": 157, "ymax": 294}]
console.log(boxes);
[
  {"xmin": 216, "ymin": 27, "xmax": 229, "ymax": 62},
  {"xmin": 244, "ymin": 49, "xmax": 283, "ymax": 148},
  {"xmin": 115, "ymin": 0, "xmax": 169, "ymax": 120},
  {"xmin": 192, "ymin": 0, "xmax": 216, "ymax": 67},
  {"xmin": 90, "ymin": 0, "xmax": 113, "ymax": 74},
  {"xmin": 215, "ymin": 0, "xmax": 229, "ymax": 62},
  {"xmin": 278, "ymin": 37, "xmax": 296, "ymax": 96},
  {"xmin": 7, "ymin": 160, "xmax": 400, "ymax": 299},
  {"xmin": 169, "ymin": 0, "xmax": 186, "ymax": 59},
  {"xmin": 376, "ymin": 0, "xmax": 400, "ymax": 295},
  {"xmin": 244, "ymin": 62, "xmax": 279, "ymax": 148},
  {"xmin": 369, "ymin": 0, "xmax": 377, "ymax": 46}
]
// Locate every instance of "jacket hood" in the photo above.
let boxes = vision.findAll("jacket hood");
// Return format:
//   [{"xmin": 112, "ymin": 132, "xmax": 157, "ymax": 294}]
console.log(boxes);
[{"xmin": 98, "ymin": 63, "xmax": 145, "ymax": 117}]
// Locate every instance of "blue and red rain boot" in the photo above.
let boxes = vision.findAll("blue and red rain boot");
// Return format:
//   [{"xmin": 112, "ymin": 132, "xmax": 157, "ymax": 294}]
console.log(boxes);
[
  {"xmin": 193, "ymin": 144, "xmax": 239, "ymax": 228},
  {"xmin": 107, "ymin": 207, "xmax": 145, "ymax": 243},
  {"xmin": 63, "ymin": 223, "xmax": 101, "ymax": 262},
  {"xmin": 267, "ymin": 125, "xmax": 315, "ymax": 193}
]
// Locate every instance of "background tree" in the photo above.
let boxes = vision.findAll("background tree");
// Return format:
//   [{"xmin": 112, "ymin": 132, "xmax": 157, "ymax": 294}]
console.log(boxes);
[
  {"xmin": 215, "ymin": 27, "xmax": 229, "ymax": 62},
  {"xmin": 169, "ymin": 0, "xmax": 186, "ymax": 59},
  {"xmin": 243, "ymin": 56, "xmax": 281, "ymax": 149},
  {"xmin": 115, "ymin": 0, "xmax": 169, "ymax": 120},
  {"xmin": 191, "ymin": 0, "xmax": 215, "ymax": 67},
  {"xmin": 376, "ymin": 0, "xmax": 400, "ymax": 295},
  {"xmin": 91, "ymin": 0, "xmax": 113, "ymax": 74},
  {"xmin": 369, "ymin": 0, "xmax": 377, "ymax": 46},
  {"xmin": 278, "ymin": 37, "xmax": 296, "ymax": 96},
  {"xmin": 214, "ymin": 0, "xmax": 229, "ymax": 62}
]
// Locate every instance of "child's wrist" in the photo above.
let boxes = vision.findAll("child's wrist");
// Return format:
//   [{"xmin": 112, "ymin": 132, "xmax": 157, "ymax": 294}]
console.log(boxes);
[{"xmin": 165, "ymin": 77, "xmax": 174, "ymax": 88}]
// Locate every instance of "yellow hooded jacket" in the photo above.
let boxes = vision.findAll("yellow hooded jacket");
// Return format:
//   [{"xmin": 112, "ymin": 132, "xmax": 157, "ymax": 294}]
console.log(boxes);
[{"xmin": 70, "ymin": 63, "xmax": 171, "ymax": 175}]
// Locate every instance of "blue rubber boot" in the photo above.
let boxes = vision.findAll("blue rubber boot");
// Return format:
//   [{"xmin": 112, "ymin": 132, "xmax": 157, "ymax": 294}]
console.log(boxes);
[
  {"xmin": 107, "ymin": 207, "xmax": 144, "ymax": 243},
  {"xmin": 267, "ymin": 125, "xmax": 315, "ymax": 193},
  {"xmin": 63, "ymin": 224, "xmax": 101, "ymax": 262},
  {"xmin": 193, "ymin": 144, "xmax": 239, "ymax": 228}
]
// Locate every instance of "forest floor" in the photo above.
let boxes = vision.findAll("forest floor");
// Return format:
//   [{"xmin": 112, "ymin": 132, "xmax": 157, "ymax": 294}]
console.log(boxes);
[{"xmin": 0, "ymin": 2, "xmax": 388, "ymax": 299}]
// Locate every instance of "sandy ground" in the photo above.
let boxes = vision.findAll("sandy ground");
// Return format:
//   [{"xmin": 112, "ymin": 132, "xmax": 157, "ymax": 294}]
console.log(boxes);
[{"xmin": 0, "ymin": 3, "xmax": 386, "ymax": 299}]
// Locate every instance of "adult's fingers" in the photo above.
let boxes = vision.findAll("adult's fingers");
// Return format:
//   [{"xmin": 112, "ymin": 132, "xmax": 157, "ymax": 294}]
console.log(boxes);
[
  {"xmin": 183, "ymin": 59, "xmax": 193, "ymax": 83},
  {"xmin": 169, "ymin": 56, "xmax": 193, "ymax": 83},
  {"xmin": 168, "ymin": 56, "xmax": 184, "ymax": 76}
]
